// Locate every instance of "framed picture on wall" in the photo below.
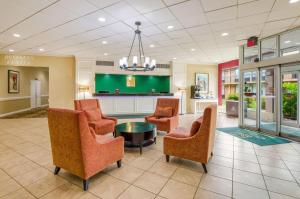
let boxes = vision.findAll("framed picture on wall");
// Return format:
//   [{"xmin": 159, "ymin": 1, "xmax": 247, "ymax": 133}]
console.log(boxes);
[
  {"xmin": 8, "ymin": 70, "xmax": 20, "ymax": 93},
  {"xmin": 195, "ymin": 73, "xmax": 209, "ymax": 93}
]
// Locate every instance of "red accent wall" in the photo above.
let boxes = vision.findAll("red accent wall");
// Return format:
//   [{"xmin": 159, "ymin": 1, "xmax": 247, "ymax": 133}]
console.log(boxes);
[{"xmin": 218, "ymin": 59, "xmax": 239, "ymax": 105}]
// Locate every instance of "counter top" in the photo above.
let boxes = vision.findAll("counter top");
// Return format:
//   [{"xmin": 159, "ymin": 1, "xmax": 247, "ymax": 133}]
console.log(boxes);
[{"xmin": 93, "ymin": 93, "xmax": 174, "ymax": 97}]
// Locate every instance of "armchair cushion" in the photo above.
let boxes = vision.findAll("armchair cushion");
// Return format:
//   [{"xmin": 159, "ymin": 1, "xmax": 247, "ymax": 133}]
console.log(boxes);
[
  {"xmin": 154, "ymin": 107, "xmax": 173, "ymax": 118},
  {"xmin": 168, "ymin": 127, "xmax": 190, "ymax": 138},
  {"xmin": 190, "ymin": 116, "xmax": 203, "ymax": 136},
  {"xmin": 84, "ymin": 109, "xmax": 102, "ymax": 122},
  {"xmin": 89, "ymin": 119, "xmax": 115, "ymax": 135}
]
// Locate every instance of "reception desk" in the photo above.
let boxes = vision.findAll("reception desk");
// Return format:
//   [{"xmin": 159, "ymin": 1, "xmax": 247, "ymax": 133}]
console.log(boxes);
[{"xmin": 93, "ymin": 93, "xmax": 175, "ymax": 115}]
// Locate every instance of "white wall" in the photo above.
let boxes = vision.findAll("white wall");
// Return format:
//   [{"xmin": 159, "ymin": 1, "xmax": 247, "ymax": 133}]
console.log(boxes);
[{"xmin": 171, "ymin": 62, "xmax": 187, "ymax": 114}]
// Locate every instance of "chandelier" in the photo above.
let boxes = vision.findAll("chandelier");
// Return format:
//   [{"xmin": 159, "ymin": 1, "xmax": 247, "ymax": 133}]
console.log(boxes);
[{"xmin": 119, "ymin": 21, "xmax": 156, "ymax": 71}]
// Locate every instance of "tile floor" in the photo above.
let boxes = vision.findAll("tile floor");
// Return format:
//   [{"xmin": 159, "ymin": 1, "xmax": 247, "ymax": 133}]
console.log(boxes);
[{"xmin": 1, "ymin": 113, "xmax": 300, "ymax": 199}]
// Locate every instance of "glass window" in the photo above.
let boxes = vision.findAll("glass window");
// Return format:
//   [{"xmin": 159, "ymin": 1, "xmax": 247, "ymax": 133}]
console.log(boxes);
[
  {"xmin": 261, "ymin": 37, "xmax": 277, "ymax": 60},
  {"xmin": 244, "ymin": 45, "xmax": 259, "ymax": 64},
  {"xmin": 280, "ymin": 28, "xmax": 300, "ymax": 57}
]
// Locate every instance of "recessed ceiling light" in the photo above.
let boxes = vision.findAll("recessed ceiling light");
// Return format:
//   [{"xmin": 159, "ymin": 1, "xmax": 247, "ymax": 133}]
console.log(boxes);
[
  {"xmin": 150, "ymin": 44, "xmax": 155, "ymax": 48},
  {"xmin": 296, "ymin": 42, "xmax": 300, "ymax": 45},
  {"xmin": 167, "ymin": 25, "xmax": 174, "ymax": 29},
  {"xmin": 173, "ymin": 57, "xmax": 177, "ymax": 60},
  {"xmin": 191, "ymin": 48, "xmax": 196, "ymax": 52},
  {"xmin": 285, "ymin": 40, "xmax": 291, "ymax": 44},
  {"xmin": 221, "ymin": 32, "xmax": 229, "ymax": 36},
  {"xmin": 9, "ymin": 49, "xmax": 14, "ymax": 52},
  {"xmin": 104, "ymin": 53, "xmax": 108, "ymax": 56},
  {"xmin": 289, "ymin": 0, "xmax": 299, "ymax": 3},
  {"xmin": 13, "ymin": 33, "xmax": 20, "ymax": 38},
  {"xmin": 98, "ymin": 17, "xmax": 106, "ymax": 22},
  {"xmin": 102, "ymin": 41, "xmax": 107, "ymax": 44},
  {"xmin": 39, "ymin": 48, "xmax": 44, "ymax": 51}
]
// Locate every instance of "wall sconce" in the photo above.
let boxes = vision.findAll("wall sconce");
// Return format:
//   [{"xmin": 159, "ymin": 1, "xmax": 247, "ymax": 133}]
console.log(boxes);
[{"xmin": 79, "ymin": 85, "xmax": 90, "ymax": 99}]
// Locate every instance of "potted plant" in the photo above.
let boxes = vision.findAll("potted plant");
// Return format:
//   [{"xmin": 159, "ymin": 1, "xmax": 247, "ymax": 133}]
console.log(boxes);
[{"xmin": 226, "ymin": 93, "xmax": 239, "ymax": 117}]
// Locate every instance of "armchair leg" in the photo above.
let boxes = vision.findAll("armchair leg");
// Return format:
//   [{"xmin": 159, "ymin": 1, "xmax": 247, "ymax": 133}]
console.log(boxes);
[
  {"xmin": 117, "ymin": 160, "xmax": 122, "ymax": 168},
  {"xmin": 166, "ymin": 155, "xmax": 170, "ymax": 162},
  {"xmin": 202, "ymin": 163, "xmax": 207, "ymax": 173},
  {"xmin": 211, "ymin": 152, "xmax": 213, "ymax": 156},
  {"xmin": 54, "ymin": 166, "xmax": 60, "ymax": 175},
  {"xmin": 83, "ymin": 179, "xmax": 89, "ymax": 191}
]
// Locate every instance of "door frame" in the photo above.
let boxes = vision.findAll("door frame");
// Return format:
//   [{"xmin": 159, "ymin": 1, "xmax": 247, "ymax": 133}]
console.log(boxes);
[
  {"xmin": 240, "ymin": 69, "xmax": 259, "ymax": 130},
  {"xmin": 258, "ymin": 65, "xmax": 280, "ymax": 135},
  {"xmin": 280, "ymin": 66, "xmax": 299, "ymax": 128}
]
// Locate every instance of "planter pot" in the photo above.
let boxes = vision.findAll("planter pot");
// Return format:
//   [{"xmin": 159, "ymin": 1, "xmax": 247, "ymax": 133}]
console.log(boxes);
[{"xmin": 226, "ymin": 100, "xmax": 239, "ymax": 117}]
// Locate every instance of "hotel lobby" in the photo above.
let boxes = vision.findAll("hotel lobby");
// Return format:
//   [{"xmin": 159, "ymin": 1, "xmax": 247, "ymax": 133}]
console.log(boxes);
[{"xmin": 1, "ymin": 0, "xmax": 300, "ymax": 199}]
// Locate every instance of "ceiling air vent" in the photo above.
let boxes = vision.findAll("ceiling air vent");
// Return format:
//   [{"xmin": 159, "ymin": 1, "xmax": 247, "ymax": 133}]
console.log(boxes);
[
  {"xmin": 156, "ymin": 64, "xmax": 170, "ymax": 69},
  {"xmin": 96, "ymin": 60, "xmax": 114, "ymax": 66}
]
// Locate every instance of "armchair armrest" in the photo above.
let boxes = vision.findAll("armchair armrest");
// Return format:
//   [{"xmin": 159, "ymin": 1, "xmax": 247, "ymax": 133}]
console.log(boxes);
[
  {"xmin": 167, "ymin": 116, "xmax": 179, "ymax": 131},
  {"xmin": 102, "ymin": 115, "xmax": 118, "ymax": 124},
  {"xmin": 145, "ymin": 114, "xmax": 155, "ymax": 122}
]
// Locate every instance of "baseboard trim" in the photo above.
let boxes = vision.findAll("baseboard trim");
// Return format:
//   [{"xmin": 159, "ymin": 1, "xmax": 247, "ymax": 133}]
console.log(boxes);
[{"xmin": 0, "ymin": 104, "xmax": 49, "ymax": 118}]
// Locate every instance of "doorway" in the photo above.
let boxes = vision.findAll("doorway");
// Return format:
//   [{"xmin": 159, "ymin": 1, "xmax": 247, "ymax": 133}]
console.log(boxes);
[{"xmin": 280, "ymin": 65, "xmax": 300, "ymax": 140}]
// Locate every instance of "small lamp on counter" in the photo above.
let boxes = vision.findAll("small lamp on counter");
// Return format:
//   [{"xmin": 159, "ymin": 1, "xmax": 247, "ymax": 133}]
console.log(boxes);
[
  {"xmin": 178, "ymin": 87, "xmax": 186, "ymax": 115},
  {"xmin": 79, "ymin": 85, "xmax": 90, "ymax": 99}
]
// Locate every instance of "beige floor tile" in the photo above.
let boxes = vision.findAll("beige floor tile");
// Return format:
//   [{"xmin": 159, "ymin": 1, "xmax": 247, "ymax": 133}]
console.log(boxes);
[
  {"xmin": 134, "ymin": 172, "xmax": 168, "ymax": 194},
  {"xmin": 0, "ymin": 188, "xmax": 35, "ymax": 199},
  {"xmin": 257, "ymin": 156, "xmax": 286, "ymax": 169},
  {"xmin": 14, "ymin": 167, "xmax": 51, "ymax": 186},
  {"xmin": 233, "ymin": 182, "xmax": 269, "ymax": 199},
  {"xmin": 261, "ymin": 165, "xmax": 295, "ymax": 182},
  {"xmin": 5, "ymin": 161, "xmax": 40, "ymax": 177},
  {"xmin": 0, "ymin": 155, "xmax": 31, "ymax": 170},
  {"xmin": 142, "ymin": 149, "xmax": 164, "ymax": 160},
  {"xmin": 89, "ymin": 175, "xmax": 129, "ymax": 199},
  {"xmin": 118, "ymin": 185, "xmax": 156, "ymax": 199},
  {"xmin": 209, "ymin": 155, "xmax": 233, "ymax": 168},
  {"xmin": 25, "ymin": 174, "xmax": 68, "ymax": 197},
  {"xmin": 269, "ymin": 191, "xmax": 297, "ymax": 199},
  {"xmin": 199, "ymin": 175, "xmax": 232, "ymax": 197},
  {"xmin": 107, "ymin": 165, "xmax": 144, "ymax": 183},
  {"xmin": 206, "ymin": 164, "xmax": 232, "ymax": 180},
  {"xmin": 129, "ymin": 157, "xmax": 157, "ymax": 170},
  {"xmin": 159, "ymin": 179, "xmax": 196, "ymax": 199},
  {"xmin": 40, "ymin": 183, "xmax": 85, "ymax": 199},
  {"xmin": 265, "ymin": 176, "xmax": 300, "ymax": 198},
  {"xmin": 194, "ymin": 188, "xmax": 230, "ymax": 199},
  {"xmin": 0, "ymin": 169, "xmax": 10, "ymax": 182},
  {"xmin": 171, "ymin": 167, "xmax": 202, "ymax": 186},
  {"xmin": 0, "ymin": 178, "xmax": 22, "ymax": 197},
  {"xmin": 149, "ymin": 161, "xmax": 177, "ymax": 178},
  {"xmin": 233, "ymin": 169, "xmax": 266, "ymax": 189},
  {"xmin": 234, "ymin": 159, "xmax": 261, "ymax": 174}
]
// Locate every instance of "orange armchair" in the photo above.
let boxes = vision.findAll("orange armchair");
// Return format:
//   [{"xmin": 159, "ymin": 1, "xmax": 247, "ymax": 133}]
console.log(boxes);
[
  {"xmin": 48, "ymin": 108, "xmax": 124, "ymax": 191},
  {"xmin": 74, "ymin": 99, "xmax": 117, "ymax": 135},
  {"xmin": 163, "ymin": 104, "xmax": 217, "ymax": 173},
  {"xmin": 145, "ymin": 98, "xmax": 179, "ymax": 133}
]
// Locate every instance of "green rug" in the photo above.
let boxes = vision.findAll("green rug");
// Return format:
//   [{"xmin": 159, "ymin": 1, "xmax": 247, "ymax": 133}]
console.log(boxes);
[{"xmin": 217, "ymin": 127, "xmax": 291, "ymax": 146}]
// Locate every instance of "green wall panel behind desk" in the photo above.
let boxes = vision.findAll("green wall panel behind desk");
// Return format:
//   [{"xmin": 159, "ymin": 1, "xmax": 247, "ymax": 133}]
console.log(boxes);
[{"xmin": 95, "ymin": 74, "xmax": 170, "ymax": 93}]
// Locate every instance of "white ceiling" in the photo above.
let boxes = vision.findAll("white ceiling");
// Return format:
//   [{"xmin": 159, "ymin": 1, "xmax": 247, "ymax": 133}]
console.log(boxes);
[{"xmin": 0, "ymin": 0, "xmax": 299, "ymax": 64}]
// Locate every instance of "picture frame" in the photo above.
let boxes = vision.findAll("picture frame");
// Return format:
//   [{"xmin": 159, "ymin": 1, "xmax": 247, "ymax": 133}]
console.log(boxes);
[
  {"xmin": 8, "ymin": 70, "xmax": 20, "ymax": 93},
  {"xmin": 195, "ymin": 73, "xmax": 209, "ymax": 93}
]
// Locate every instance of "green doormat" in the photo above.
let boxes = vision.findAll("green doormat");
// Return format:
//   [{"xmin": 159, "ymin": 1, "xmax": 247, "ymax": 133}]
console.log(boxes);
[{"xmin": 217, "ymin": 127, "xmax": 291, "ymax": 146}]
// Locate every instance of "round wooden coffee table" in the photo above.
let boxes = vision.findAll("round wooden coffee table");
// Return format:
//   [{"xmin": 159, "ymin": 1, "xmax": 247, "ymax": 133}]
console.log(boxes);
[{"xmin": 114, "ymin": 122, "xmax": 157, "ymax": 154}]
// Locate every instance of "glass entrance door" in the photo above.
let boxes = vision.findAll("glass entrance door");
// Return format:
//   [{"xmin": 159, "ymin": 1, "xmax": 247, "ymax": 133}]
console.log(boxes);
[
  {"xmin": 280, "ymin": 69, "xmax": 300, "ymax": 140},
  {"xmin": 242, "ymin": 70, "xmax": 258, "ymax": 129},
  {"xmin": 259, "ymin": 67, "xmax": 278, "ymax": 134}
]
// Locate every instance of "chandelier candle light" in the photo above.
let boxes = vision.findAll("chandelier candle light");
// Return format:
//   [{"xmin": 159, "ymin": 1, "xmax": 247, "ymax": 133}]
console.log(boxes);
[{"xmin": 119, "ymin": 21, "xmax": 156, "ymax": 72}]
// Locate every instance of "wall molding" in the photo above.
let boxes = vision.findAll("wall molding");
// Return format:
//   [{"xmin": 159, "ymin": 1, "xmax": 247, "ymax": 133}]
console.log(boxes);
[
  {"xmin": 0, "ymin": 104, "xmax": 49, "ymax": 118},
  {"xmin": 0, "ymin": 95, "xmax": 49, "ymax": 102},
  {"xmin": 0, "ymin": 96, "xmax": 30, "ymax": 102}
]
